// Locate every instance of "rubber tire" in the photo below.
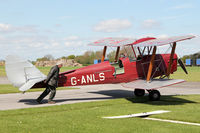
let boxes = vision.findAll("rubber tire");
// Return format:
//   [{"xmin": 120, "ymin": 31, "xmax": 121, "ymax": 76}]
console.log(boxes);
[
  {"xmin": 134, "ymin": 89, "xmax": 145, "ymax": 97},
  {"xmin": 149, "ymin": 90, "xmax": 160, "ymax": 101}
]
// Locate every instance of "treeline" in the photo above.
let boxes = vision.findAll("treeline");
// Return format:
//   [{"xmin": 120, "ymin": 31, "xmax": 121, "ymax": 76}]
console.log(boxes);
[
  {"xmin": 181, "ymin": 51, "xmax": 200, "ymax": 65},
  {"xmin": 35, "ymin": 50, "xmax": 200, "ymax": 66},
  {"xmin": 35, "ymin": 51, "xmax": 104, "ymax": 65},
  {"xmin": 35, "ymin": 49, "xmax": 126, "ymax": 65},
  {"xmin": 2, "ymin": 50, "xmax": 200, "ymax": 66}
]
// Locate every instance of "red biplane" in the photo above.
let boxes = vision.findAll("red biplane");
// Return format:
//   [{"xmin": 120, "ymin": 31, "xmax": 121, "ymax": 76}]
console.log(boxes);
[{"xmin": 5, "ymin": 35, "xmax": 195, "ymax": 100}]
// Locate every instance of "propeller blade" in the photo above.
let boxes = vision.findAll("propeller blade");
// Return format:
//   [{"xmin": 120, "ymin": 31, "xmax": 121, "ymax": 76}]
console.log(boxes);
[{"xmin": 178, "ymin": 58, "xmax": 188, "ymax": 74}]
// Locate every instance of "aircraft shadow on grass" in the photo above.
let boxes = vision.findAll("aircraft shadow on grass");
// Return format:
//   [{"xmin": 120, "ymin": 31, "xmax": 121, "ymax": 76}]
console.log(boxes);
[
  {"xmin": 18, "ymin": 89, "xmax": 196, "ymax": 105},
  {"xmin": 90, "ymin": 90, "xmax": 196, "ymax": 105},
  {"xmin": 18, "ymin": 97, "xmax": 115, "ymax": 105}
]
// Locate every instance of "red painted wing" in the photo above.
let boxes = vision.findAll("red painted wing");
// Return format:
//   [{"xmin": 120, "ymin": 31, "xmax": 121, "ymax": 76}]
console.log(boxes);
[
  {"xmin": 133, "ymin": 35, "xmax": 195, "ymax": 47},
  {"xmin": 88, "ymin": 35, "xmax": 195, "ymax": 47},
  {"xmin": 88, "ymin": 37, "xmax": 136, "ymax": 47}
]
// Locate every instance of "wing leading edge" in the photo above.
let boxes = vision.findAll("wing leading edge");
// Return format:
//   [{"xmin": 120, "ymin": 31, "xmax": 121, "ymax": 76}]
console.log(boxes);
[
  {"xmin": 88, "ymin": 37, "xmax": 136, "ymax": 47},
  {"xmin": 88, "ymin": 35, "xmax": 195, "ymax": 47}
]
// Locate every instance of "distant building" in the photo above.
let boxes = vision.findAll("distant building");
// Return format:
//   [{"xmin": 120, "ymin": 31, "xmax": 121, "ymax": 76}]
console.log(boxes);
[
  {"xmin": 94, "ymin": 59, "xmax": 101, "ymax": 64},
  {"xmin": 185, "ymin": 59, "xmax": 192, "ymax": 66},
  {"xmin": 35, "ymin": 59, "xmax": 82, "ymax": 67},
  {"xmin": 196, "ymin": 59, "xmax": 200, "ymax": 66}
]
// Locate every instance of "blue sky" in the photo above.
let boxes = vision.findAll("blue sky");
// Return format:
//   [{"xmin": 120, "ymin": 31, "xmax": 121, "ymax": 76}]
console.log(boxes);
[{"xmin": 0, "ymin": 0, "xmax": 200, "ymax": 60}]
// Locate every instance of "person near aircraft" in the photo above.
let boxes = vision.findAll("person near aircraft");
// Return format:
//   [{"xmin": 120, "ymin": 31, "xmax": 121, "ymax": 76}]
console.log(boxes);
[{"xmin": 36, "ymin": 61, "xmax": 63, "ymax": 104}]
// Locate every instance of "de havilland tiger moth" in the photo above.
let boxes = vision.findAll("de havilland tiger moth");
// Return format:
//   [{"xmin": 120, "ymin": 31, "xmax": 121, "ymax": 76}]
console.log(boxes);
[{"xmin": 5, "ymin": 35, "xmax": 195, "ymax": 100}]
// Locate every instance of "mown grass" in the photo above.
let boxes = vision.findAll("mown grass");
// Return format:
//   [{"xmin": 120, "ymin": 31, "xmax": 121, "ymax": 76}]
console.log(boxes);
[
  {"xmin": 0, "ymin": 95, "xmax": 200, "ymax": 133},
  {"xmin": 0, "ymin": 84, "xmax": 78, "ymax": 94},
  {"xmin": 0, "ymin": 66, "xmax": 81, "ymax": 76},
  {"xmin": 171, "ymin": 66, "xmax": 200, "ymax": 82},
  {"xmin": 0, "ymin": 66, "xmax": 6, "ymax": 77},
  {"xmin": 37, "ymin": 66, "xmax": 81, "ymax": 75}
]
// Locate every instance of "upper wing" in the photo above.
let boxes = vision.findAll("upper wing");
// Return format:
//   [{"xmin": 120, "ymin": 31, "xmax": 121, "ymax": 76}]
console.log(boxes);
[
  {"xmin": 88, "ymin": 37, "xmax": 136, "ymax": 47},
  {"xmin": 122, "ymin": 79, "xmax": 185, "ymax": 90},
  {"xmin": 132, "ymin": 35, "xmax": 195, "ymax": 47},
  {"xmin": 88, "ymin": 35, "xmax": 195, "ymax": 47}
]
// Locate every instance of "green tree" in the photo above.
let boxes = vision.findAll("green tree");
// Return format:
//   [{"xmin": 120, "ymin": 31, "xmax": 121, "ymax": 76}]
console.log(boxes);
[
  {"xmin": 74, "ymin": 50, "xmax": 102, "ymax": 65},
  {"xmin": 67, "ymin": 55, "xmax": 75, "ymax": 59},
  {"xmin": 60, "ymin": 56, "xmax": 67, "ymax": 59},
  {"xmin": 36, "ymin": 54, "xmax": 54, "ymax": 61}
]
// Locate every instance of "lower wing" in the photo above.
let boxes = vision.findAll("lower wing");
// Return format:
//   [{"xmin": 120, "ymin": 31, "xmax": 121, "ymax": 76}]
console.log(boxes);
[{"xmin": 122, "ymin": 79, "xmax": 185, "ymax": 90}]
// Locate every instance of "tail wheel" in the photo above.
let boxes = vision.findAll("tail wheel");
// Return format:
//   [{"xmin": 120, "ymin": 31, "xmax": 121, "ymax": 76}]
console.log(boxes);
[
  {"xmin": 134, "ymin": 89, "xmax": 145, "ymax": 97},
  {"xmin": 149, "ymin": 90, "xmax": 160, "ymax": 101}
]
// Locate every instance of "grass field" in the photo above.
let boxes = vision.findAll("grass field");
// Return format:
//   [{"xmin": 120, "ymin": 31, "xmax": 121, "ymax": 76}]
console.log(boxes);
[
  {"xmin": 0, "ymin": 66, "xmax": 81, "ymax": 77},
  {"xmin": 37, "ymin": 66, "xmax": 81, "ymax": 75},
  {"xmin": 0, "ymin": 95, "xmax": 200, "ymax": 133},
  {"xmin": 0, "ymin": 66, "xmax": 6, "ymax": 77},
  {"xmin": 171, "ymin": 66, "xmax": 200, "ymax": 82},
  {"xmin": 0, "ymin": 84, "xmax": 78, "ymax": 94}
]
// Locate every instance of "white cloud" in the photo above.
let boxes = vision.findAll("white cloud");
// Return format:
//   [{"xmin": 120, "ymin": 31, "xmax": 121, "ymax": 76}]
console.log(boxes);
[
  {"xmin": 140, "ymin": 19, "xmax": 161, "ymax": 30},
  {"xmin": 65, "ymin": 41, "xmax": 83, "ymax": 47},
  {"xmin": 51, "ymin": 42, "xmax": 59, "ymax": 47},
  {"xmin": 157, "ymin": 34, "xmax": 169, "ymax": 39},
  {"xmin": 0, "ymin": 23, "xmax": 12, "ymax": 32},
  {"xmin": 64, "ymin": 35, "xmax": 84, "ymax": 47},
  {"xmin": 161, "ymin": 14, "xmax": 186, "ymax": 21},
  {"xmin": 0, "ymin": 23, "xmax": 38, "ymax": 33},
  {"xmin": 172, "ymin": 4, "xmax": 194, "ymax": 10},
  {"xmin": 0, "ymin": 33, "xmax": 90, "ymax": 60},
  {"xmin": 28, "ymin": 42, "xmax": 44, "ymax": 48},
  {"xmin": 176, "ymin": 36, "xmax": 200, "ymax": 57},
  {"xmin": 64, "ymin": 35, "xmax": 79, "ymax": 41},
  {"xmin": 16, "ymin": 25, "xmax": 38, "ymax": 33},
  {"xmin": 94, "ymin": 19, "xmax": 132, "ymax": 32}
]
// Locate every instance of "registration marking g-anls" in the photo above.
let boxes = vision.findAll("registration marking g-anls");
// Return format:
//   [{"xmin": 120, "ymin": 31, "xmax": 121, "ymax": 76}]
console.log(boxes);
[{"xmin": 71, "ymin": 72, "xmax": 105, "ymax": 85}]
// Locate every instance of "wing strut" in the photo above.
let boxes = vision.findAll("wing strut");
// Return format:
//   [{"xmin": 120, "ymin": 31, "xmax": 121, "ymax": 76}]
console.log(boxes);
[
  {"xmin": 137, "ymin": 47, "xmax": 142, "ymax": 56},
  {"xmin": 148, "ymin": 46, "xmax": 152, "ymax": 55},
  {"xmin": 114, "ymin": 46, "xmax": 120, "ymax": 62},
  {"xmin": 101, "ymin": 46, "xmax": 107, "ymax": 62},
  {"xmin": 146, "ymin": 46, "xmax": 157, "ymax": 82},
  {"xmin": 131, "ymin": 45, "xmax": 137, "ymax": 58},
  {"xmin": 166, "ymin": 42, "xmax": 176, "ymax": 77}
]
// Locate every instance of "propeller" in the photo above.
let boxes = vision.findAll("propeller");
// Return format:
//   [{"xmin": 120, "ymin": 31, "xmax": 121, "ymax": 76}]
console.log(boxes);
[{"xmin": 177, "ymin": 58, "xmax": 188, "ymax": 74}]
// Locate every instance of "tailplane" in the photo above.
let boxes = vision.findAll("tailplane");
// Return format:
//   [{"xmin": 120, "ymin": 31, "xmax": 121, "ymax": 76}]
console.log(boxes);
[{"xmin": 5, "ymin": 55, "xmax": 46, "ymax": 92}]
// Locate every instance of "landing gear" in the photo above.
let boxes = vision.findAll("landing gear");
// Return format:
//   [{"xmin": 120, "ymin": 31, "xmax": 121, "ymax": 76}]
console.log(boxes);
[
  {"xmin": 134, "ymin": 89, "xmax": 145, "ymax": 97},
  {"xmin": 148, "ymin": 90, "xmax": 160, "ymax": 101},
  {"xmin": 133, "ymin": 89, "xmax": 161, "ymax": 101}
]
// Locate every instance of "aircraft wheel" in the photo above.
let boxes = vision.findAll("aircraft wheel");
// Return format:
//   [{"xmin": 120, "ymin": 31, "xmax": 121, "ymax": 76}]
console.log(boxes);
[
  {"xmin": 149, "ymin": 90, "xmax": 160, "ymax": 101},
  {"xmin": 134, "ymin": 89, "xmax": 145, "ymax": 97}
]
